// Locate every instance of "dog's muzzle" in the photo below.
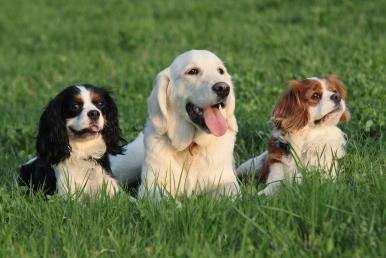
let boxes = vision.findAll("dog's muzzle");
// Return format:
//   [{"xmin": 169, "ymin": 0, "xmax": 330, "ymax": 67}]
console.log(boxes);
[
  {"xmin": 330, "ymin": 93, "xmax": 342, "ymax": 105},
  {"xmin": 212, "ymin": 82, "xmax": 230, "ymax": 99},
  {"xmin": 186, "ymin": 83, "xmax": 229, "ymax": 137},
  {"xmin": 69, "ymin": 123, "xmax": 102, "ymax": 137},
  {"xmin": 186, "ymin": 102, "xmax": 209, "ymax": 132}
]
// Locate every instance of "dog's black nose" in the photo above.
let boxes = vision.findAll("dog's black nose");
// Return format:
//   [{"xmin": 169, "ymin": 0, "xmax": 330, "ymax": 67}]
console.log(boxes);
[
  {"xmin": 330, "ymin": 93, "xmax": 342, "ymax": 104},
  {"xmin": 87, "ymin": 110, "xmax": 100, "ymax": 121},
  {"xmin": 212, "ymin": 82, "xmax": 230, "ymax": 99}
]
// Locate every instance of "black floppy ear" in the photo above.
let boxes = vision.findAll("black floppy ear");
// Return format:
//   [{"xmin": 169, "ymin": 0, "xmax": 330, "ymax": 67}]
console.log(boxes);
[
  {"xmin": 37, "ymin": 94, "xmax": 71, "ymax": 165},
  {"xmin": 101, "ymin": 91, "xmax": 124, "ymax": 155}
]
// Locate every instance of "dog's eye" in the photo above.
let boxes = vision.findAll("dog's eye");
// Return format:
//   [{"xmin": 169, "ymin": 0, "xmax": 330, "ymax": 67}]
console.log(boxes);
[
  {"xmin": 95, "ymin": 101, "xmax": 104, "ymax": 108},
  {"xmin": 218, "ymin": 68, "xmax": 225, "ymax": 75},
  {"xmin": 332, "ymin": 90, "xmax": 337, "ymax": 93},
  {"xmin": 187, "ymin": 68, "xmax": 200, "ymax": 75},
  {"xmin": 311, "ymin": 93, "xmax": 321, "ymax": 100},
  {"xmin": 72, "ymin": 103, "xmax": 82, "ymax": 111}
]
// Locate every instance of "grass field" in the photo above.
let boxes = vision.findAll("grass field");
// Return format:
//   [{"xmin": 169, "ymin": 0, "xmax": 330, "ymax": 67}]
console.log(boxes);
[{"xmin": 1, "ymin": 0, "xmax": 386, "ymax": 257}]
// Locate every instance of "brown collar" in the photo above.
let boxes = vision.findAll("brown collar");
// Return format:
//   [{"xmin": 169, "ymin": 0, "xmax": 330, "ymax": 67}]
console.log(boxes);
[{"xmin": 188, "ymin": 142, "xmax": 198, "ymax": 156}]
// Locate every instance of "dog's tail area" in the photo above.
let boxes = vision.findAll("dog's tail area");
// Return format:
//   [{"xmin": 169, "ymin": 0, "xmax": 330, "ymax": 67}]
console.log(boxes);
[
  {"xmin": 236, "ymin": 151, "xmax": 267, "ymax": 180},
  {"xmin": 18, "ymin": 157, "xmax": 57, "ymax": 195},
  {"xmin": 18, "ymin": 157, "xmax": 37, "ymax": 187},
  {"xmin": 110, "ymin": 132, "xmax": 145, "ymax": 186}
]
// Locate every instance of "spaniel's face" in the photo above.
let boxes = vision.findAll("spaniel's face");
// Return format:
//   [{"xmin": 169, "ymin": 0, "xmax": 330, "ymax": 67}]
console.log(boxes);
[
  {"xmin": 272, "ymin": 75, "xmax": 350, "ymax": 132},
  {"xmin": 64, "ymin": 86, "xmax": 107, "ymax": 140},
  {"xmin": 296, "ymin": 76, "xmax": 347, "ymax": 125},
  {"xmin": 37, "ymin": 84, "xmax": 122, "ymax": 165},
  {"xmin": 307, "ymin": 77, "xmax": 348, "ymax": 125},
  {"xmin": 169, "ymin": 50, "xmax": 235, "ymax": 136}
]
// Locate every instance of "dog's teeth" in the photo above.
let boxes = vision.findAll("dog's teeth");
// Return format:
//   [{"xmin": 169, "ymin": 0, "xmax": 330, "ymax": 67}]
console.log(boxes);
[{"xmin": 194, "ymin": 106, "xmax": 201, "ymax": 113}]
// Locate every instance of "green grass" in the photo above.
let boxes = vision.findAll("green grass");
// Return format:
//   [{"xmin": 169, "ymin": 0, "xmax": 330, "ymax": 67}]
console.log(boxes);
[{"xmin": 1, "ymin": 0, "xmax": 386, "ymax": 257}]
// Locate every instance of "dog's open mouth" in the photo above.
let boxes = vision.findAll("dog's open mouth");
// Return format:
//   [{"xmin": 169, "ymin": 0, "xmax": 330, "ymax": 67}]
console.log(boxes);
[
  {"xmin": 186, "ymin": 102, "xmax": 227, "ymax": 137},
  {"xmin": 69, "ymin": 124, "xmax": 101, "ymax": 137},
  {"xmin": 314, "ymin": 107, "xmax": 341, "ymax": 125}
]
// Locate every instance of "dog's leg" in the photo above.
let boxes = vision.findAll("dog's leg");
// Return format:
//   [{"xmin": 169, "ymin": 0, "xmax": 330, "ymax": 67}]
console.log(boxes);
[
  {"xmin": 221, "ymin": 181, "xmax": 241, "ymax": 198},
  {"xmin": 257, "ymin": 162, "xmax": 285, "ymax": 196},
  {"xmin": 103, "ymin": 176, "xmax": 120, "ymax": 197},
  {"xmin": 236, "ymin": 151, "xmax": 267, "ymax": 179}
]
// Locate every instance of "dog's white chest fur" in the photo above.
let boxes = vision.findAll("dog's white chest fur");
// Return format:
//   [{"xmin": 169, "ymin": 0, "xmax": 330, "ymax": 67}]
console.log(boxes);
[
  {"xmin": 140, "ymin": 128, "xmax": 239, "ymax": 199},
  {"xmin": 287, "ymin": 125, "xmax": 346, "ymax": 173},
  {"xmin": 257, "ymin": 126, "xmax": 346, "ymax": 196},
  {"xmin": 54, "ymin": 136, "xmax": 118, "ymax": 196}
]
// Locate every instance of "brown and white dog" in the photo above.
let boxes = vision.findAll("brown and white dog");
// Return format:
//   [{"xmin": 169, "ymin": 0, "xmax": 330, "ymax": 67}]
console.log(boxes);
[{"xmin": 237, "ymin": 75, "xmax": 350, "ymax": 195}]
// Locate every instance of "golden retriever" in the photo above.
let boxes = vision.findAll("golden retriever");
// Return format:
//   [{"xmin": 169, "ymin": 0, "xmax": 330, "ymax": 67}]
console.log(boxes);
[{"xmin": 138, "ymin": 50, "xmax": 240, "ymax": 200}]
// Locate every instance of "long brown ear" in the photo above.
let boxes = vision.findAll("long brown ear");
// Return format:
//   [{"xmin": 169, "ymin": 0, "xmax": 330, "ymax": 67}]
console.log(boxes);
[
  {"xmin": 340, "ymin": 111, "xmax": 351, "ymax": 122},
  {"xmin": 325, "ymin": 75, "xmax": 350, "ymax": 123},
  {"xmin": 272, "ymin": 81, "xmax": 309, "ymax": 132}
]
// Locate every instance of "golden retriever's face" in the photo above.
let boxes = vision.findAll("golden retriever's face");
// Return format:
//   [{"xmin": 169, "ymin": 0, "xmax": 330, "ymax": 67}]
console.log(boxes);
[
  {"xmin": 168, "ymin": 50, "xmax": 235, "ymax": 136},
  {"xmin": 148, "ymin": 50, "xmax": 237, "ymax": 151}
]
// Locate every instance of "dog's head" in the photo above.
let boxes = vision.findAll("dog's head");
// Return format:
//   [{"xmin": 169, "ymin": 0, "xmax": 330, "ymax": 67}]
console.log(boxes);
[
  {"xmin": 272, "ymin": 75, "xmax": 350, "ymax": 132},
  {"xmin": 37, "ymin": 85, "xmax": 123, "ymax": 164},
  {"xmin": 148, "ymin": 50, "xmax": 237, "ymax": 150}
]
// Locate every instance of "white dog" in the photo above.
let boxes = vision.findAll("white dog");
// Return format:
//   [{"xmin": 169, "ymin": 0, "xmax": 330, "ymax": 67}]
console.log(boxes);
[
  {"xmin": 237, "ymin": 75, "xmax": 350, "ymax": 195},
  {"xmin": 137, "ymin": 50, "xmax": 240, "ymax": 199}
]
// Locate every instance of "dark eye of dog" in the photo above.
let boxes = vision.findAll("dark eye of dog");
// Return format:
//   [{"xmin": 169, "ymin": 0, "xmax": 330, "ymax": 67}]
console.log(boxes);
[
  {"xmin": 332, "ymin": 90, "xmax": 337, "ymax": 93},
  {"xmin": 311, "ymin": 93, "xmax": 321, "ymax": 100},
  {"xmin": 95, "ymin": 101, "xmax": 104, "ymax": 109},
  {"xmin": 71, "ymin": 103, "xmax": 82, "ymax": 111},
  {"xmin": 187, "ymin": 68, "xmax": 200, "ymax": 75},
  {"xmin": 218, "ymin": 68, "xmax": 224, "ymax": 75}
]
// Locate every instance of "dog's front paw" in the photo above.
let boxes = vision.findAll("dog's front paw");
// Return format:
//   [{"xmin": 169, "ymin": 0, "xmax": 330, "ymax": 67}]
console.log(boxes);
[
  {"xmin": 257, "ymin": 188, "xmax": 270, "ymax": 196},
  {"xmin": 258, "ymin": 184, "xmax": 279, "ymax": 196}
]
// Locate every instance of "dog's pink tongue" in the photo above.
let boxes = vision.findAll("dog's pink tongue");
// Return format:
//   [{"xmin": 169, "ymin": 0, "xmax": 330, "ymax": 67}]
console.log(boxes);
[
  {"xmin": 89, "ymin": 125, "xmax": 100, "ymax": 133},
  {"xmin": 203, "ymin": 107, "xmax": 227, "ymax": 137}
]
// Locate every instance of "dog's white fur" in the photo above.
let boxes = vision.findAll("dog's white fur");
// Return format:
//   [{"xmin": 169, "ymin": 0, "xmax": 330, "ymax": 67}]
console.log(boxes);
[
  {"xmin": 138, "ymin": 50, "xmax": 240, "ymax": 199},
  {"xmin": 55, "ymin": 135, "xmax": 119, "ymax": 196},
  {"xmin": 237, "ymin": 77, "xmax": 348, "ymax": 195},
  {"xmin": 29, "ymin": 129, "xmax": 145, "ymax": 196},
  {"xmin": 110, "ymin": 133, "xmax": 145, "ymax": 184}
]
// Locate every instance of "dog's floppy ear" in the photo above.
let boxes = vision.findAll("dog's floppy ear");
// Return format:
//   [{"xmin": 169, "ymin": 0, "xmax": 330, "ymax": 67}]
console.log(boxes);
[
  {"xmin": 148, "ymin": 68, "xmax": 195, "ymax": 151},
  {"xmin": 37, "ymin": 93, "xmax": 71, "ymax": 165},
  {"xmin": 340, "ymin": 111, "xmax": 351, "ymax": 122},
  {"xmin": 272, "ymin": 81, "xmax": 309, "ymax": 132},
  {"xmin": 148, "ymin": 68, "xmax": 171, "ymax": 134},
  {"xmin": 101, "ymin": 90, "xmax": 124, "ymax": 155}
]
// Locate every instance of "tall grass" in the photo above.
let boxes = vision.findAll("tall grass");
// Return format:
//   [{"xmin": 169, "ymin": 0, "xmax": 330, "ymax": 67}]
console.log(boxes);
[{"xmin": 0, "ymin": 0, "xmax": 385, "ymax": 257}]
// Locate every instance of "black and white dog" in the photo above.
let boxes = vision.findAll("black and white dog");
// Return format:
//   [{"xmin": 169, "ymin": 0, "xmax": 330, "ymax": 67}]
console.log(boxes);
[{"xmin": 19, "ymin": 84, "xmax": 143, "ymax": 197}]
